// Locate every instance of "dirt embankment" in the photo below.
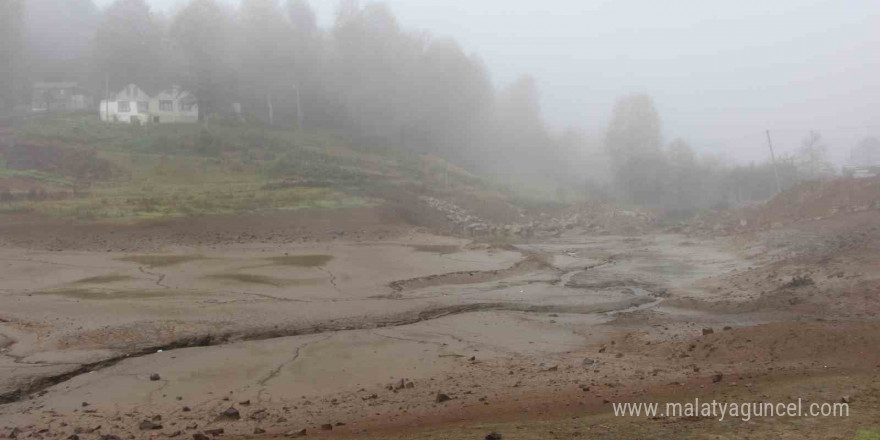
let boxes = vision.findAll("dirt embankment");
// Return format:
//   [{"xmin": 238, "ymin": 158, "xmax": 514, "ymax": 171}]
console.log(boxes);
[{"xmin": 677, "ymin": 176, "xmax": 880, "ymax": 236}]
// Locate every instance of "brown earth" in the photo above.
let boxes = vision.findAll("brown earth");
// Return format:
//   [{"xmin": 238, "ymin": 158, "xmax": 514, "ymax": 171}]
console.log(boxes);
[{"xmin": 1, "ymin": 183, "xmax": 880, "ymax": 440}]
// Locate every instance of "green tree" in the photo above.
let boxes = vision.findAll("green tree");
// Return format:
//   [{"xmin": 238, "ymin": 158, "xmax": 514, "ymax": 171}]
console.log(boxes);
[
  {"xmin": 604, "ymin": 93, "xmax": 667, "ymax": 204},
  {"xmin": 0, "ymin": 0, "xmax": 25, "ymax": 112},
  {"xmin": 93, "ymin": 0, "xmax": 168, "ymax": 92},
  {"xmin": 238, "ymin": 0, "xmax": 294, "ymax": 124},
  {"xmin": 170, "ymin": 0, "xmax": 235, "ymax": 120}
]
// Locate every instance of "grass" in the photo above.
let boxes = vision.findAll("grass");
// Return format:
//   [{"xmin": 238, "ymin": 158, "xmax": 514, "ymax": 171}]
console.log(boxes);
[{"xmin": 1, "ymin": 113, "xmax": 553, "ymax": 223}]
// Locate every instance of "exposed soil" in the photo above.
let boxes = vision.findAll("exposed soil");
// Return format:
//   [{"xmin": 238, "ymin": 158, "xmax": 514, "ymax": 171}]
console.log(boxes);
[{"xmin": 1, "ymin": 189, "xmax": 879, "ymax": 439}]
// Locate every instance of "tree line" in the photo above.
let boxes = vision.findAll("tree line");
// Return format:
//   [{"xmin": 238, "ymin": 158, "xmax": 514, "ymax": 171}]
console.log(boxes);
[{"xmin": 2, "ymin": 0, "xmax": 877, "ymax": 215}]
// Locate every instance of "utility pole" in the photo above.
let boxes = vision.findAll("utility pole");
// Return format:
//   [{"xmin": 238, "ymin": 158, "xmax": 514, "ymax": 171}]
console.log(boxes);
[
  {"xmin": 765, "ymin": 129, "xmax": 781, "ymax": 195},
  {"xmin": 104, "ymin": 73, "xmax": 109, "ymax": 122}
]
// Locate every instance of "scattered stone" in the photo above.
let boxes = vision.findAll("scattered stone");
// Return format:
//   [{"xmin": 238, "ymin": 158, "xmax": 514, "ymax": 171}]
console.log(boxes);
[
  {"xmin": 185, "ymin": 424, "xmax": 198, "ymax": 431},
  {"xmin": 615, "ymin": 353, "xmax": 624, "ymax": 358},
  {"xmin": 150, "ymin": 373, "xmax": 161, "ymax": 381},
  {"xmin": 192, "ymin": 433, "xmax": 210, "ymax": 440},
  {"xmin": 723, "ymin": 326, "xmax": 732, "ymax": 331},
  {"xmin": 284, "ymin": 429, "xmax": 307, "ymax": 437},
  {"xmin": 66, "ymin": 435, "xmax": 79, "ymax": 440},
  {"xmin": 485, "ymin": 433, "xmax": 502, "ymax": 440},
  {"xmin": 166, "ymin": 431, "xmax": 182, "ymax": 437},
  {"xmin": 253, "ymin": 428, "xmax": 265, "ymax": 435},
  {"xmin": 582, "ymin": 358, "xmax": 595, "ymax": 366},
  {"xmin": 249, "ymin": 409, "xmax": 268, "ymax": 421},
  {"xmin": 204, "ymin": 429, "xmax": 224, "ymax": 437},
  {"xmin": 81, "ymin": 402, "xmax": 89, "ymax": 407},
  {"xmin": 405, "ymin": 381, "xmax": 414, "ymax": 389},
  {"xmin": 435, "ymin": 392, "xmax": 451, "ymax": 403},
  {"xmin": 320, "ymin": 424, "xmax": 333, "ymax": 431},
  {"xmin": 217, "ymin": 407, "xmax": 240, "ymax": 421},
  {"xmin": 238, "ymin": 400, "xmax": 250, "ymax": 406},
  {"xmin": 547, "ymin": 365, "xmax": 558, "ymax": 371},
  {"xmin": 702, "ymin": 328, "xmax": 714, "ymax": 335},
  {"xmin": 841, "ymin": 396, "xmax": 853, "ymax": 404},
  {"xmin": 139, "ymin": 420, "xmax": 162, "ymax": 431},
  {"xmin": 182, "ymin": 406, "xmax": 191, "ymax": 412},
  {"xmin": 468, "ymin": 356, "xmax": 476, "ymax": 361},
  {"xmin": 712, "ymin": 374, "xmax": 723, "ymax": 383},
  {"xmin": 99, "ymin": 435, "xmax": 122, "ymax": 440}
]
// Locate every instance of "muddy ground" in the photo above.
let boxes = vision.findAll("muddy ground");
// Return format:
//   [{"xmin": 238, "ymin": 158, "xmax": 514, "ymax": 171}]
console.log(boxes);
[{"xmin": 1, "ymin": 206, "xmax": 879, "ymax": 439}]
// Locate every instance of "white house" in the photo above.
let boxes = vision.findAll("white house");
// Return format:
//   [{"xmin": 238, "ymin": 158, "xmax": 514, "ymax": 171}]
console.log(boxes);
[{"xmin": 99, "ymin": 84, "xmax": 198, "ymax": 124}]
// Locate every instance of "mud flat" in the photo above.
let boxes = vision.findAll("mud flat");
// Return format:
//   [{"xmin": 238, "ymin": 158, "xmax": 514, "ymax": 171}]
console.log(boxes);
[{"xmin": 0, "ymin": 224, "xmax": 764, "ymax": 437}]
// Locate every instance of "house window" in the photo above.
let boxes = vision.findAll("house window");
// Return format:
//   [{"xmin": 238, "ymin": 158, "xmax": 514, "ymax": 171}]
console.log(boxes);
[
  {"xmin": 138, "ymin": 101, "xmax": 149, "ymax": 113},
  {"xmin": 118, "ymin": 101, "xmax": 130, "ymax": 112},
  {"xmin": 180, "ymin": 102, "xmax": 195, "ymax": 112},
  {"xmin": 159, "ymin": 100, "xmax": 174, "ymax": 111}
]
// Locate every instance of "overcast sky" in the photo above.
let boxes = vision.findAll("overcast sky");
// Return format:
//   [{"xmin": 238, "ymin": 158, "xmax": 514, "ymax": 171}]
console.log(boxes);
[{"xmin": 94, "ymin": 0, "xmax": 880, "ymax": 165}]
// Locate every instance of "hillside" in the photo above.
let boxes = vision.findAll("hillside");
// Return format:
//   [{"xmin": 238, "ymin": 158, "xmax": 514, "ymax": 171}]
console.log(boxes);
[{"xmin": 0, "ymin": 114, "xmax": 504, "ymax": 223}]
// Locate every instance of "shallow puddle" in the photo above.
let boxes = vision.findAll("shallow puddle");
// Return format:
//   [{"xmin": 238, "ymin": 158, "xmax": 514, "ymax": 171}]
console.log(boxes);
[
  {"xmin": 205, "ymin": 273, "xmax": 323, "ymax": 287},
  {"xmin": 117, "ymin": 254, "xmax": 206, "ymax": 268},
  {"xmin": 265, "ymin": 254, "xmax": 333, "ymax": 267},
  {"xmin": 34, "ymin": 288, "xmax": 179, "ymax": 300}
]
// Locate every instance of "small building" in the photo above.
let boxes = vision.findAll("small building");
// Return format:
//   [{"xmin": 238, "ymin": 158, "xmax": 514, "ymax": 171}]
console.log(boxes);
[
  {"xmin": 32, "ymin": 82, "xmax": 93, "ymax": 112},
  {"xmin": 99, "ymin": 84, "xmax": 198, "ymax": 124}
]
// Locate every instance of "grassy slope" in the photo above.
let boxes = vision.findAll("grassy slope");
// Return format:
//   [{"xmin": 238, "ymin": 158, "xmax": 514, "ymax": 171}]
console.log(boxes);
[{"xmin": 0, "ymin": 114, "xmax": 494, "ymax": 221}]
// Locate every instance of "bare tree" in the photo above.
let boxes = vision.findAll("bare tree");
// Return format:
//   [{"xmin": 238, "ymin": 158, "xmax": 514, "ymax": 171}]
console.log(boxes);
[{"xmin": 797, "ymin": 130, "xmax": 833, "ymax": 180}]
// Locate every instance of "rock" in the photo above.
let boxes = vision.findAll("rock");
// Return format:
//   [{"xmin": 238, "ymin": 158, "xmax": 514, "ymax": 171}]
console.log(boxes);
[
  {"xmin": 405, "ymin": 381, "xmax": 414, "ymax": 389},
  {"xmin": 217, "ymin": 407, "xmax": 240, "ymax": 421},
  {"xmin": 182, "ymin": 406, "xmax": 191, "ymax": 412},
  {"xmin": 547, "ymin": 365, "xmax": 558, "ymax": 371},
  {"xmin": 598, "ymin": 346, "xmax": 606, "ymax": 353},
  {"xmin": 238, "ymin": 400, "xmax": 250, "ymax": 406},
  {"xmin": 582, "ymin": 358, "xmax": 595, "ymax": 366},
  {"xmin": 150, "ymin": 373, "xmax": 161, "ymax": 381},
  {"xmin": 6, "ymin": 428, "xmax": 19, "ymax": 439},
  {"xmin": 841, "ymin": 396, "xmax": 853, "ymax": 403},
  {"xmin": 204, "ymin": 429, "xmax": 224, "ymax": 437},
  {"xmin": 485, "ymin": 433, "xmax": 502, "ymax": 440},
  {"xmin": 81, "ymin": 402, "xmax": 89, "ymax": 407},
  {"xmin": 99, "ymin": 435, "xmax": 122, "ymax": 440},
  {"xmin": 139, "ymin": 420, "xmax": 163, "ymax": 431},
  {"xmin": 435, "ymin": 392, "xmax": 451, "ymax": 403},
  {"xmin": 723, "ymin": 326, "xmax": 732, "ymax": 331},
  {"xmin": 320, "ymin": 424, "xmax": 333, "ymax": 431},
  {"xmin": 192, "ymin": 433, "xmax": 210, "ymax": 440},
  {"xmin": 66, "ymin": 435, "xmax": 79, "ymax": 440},
  {"xmin": 185, "ymin": 424, "xmax": 198, "ymax": 431},
  {"xmin": 167, "ymin": 431, "xmax": 182, "ymax": 438},
  {"xmin": 253, "ymin": 428, "xmax": 265, "ymax": 435},
  {"xmin": 712, "ymin": 374, "xmax": 723, "ymax": 383},
  {"xmin": 284, "ymin": 429, "xmax": 307, "ymax": 437},
  {"xmin": 702, "ymin": 328, "xmax": 714, "ymax": 335},
  {"xmin": 249, "ymin": 409, "xmax": 268, "ymax": 421}
]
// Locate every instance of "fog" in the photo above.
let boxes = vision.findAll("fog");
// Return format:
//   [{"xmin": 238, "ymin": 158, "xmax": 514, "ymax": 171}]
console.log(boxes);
[
  {"xmin": 3, "ymin": 0, "xmax": 880, "ymax": 212},
  {"xmin": 93, "ymin": 0, "xmax": 880, "ymax": 165}
]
